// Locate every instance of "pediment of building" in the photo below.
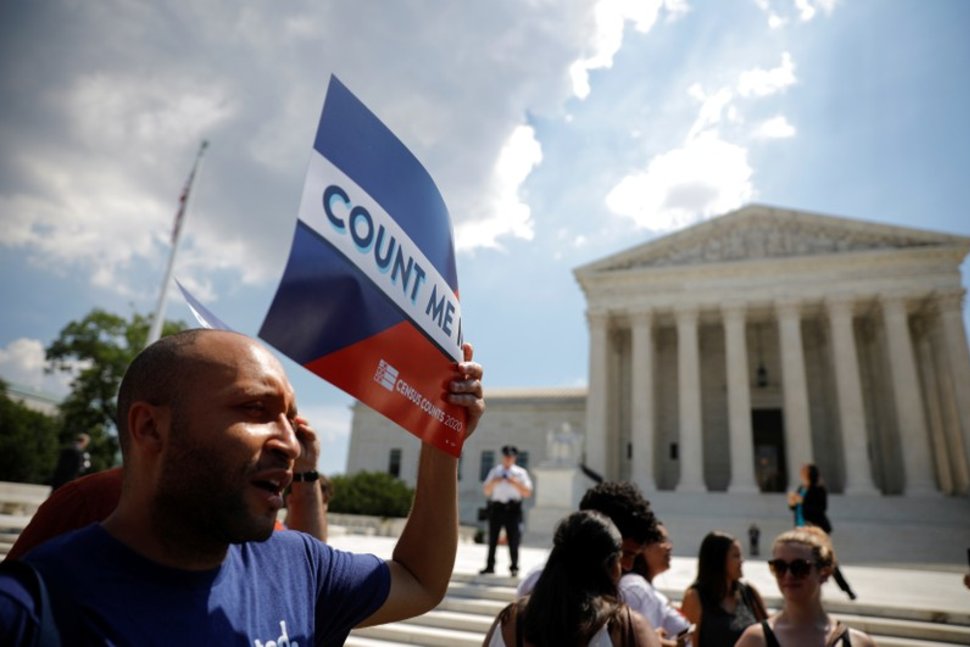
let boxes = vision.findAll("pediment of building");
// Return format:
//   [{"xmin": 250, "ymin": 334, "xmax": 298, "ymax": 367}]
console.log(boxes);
[{"xmin": 578, "ymin": 204, "xmax": 970, "ymax": 275}]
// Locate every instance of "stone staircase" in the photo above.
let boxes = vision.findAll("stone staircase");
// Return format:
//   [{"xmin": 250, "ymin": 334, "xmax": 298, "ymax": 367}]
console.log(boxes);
[{"xmin": 348, "ymin": 572, "xmax": 970, "ymax": 647}]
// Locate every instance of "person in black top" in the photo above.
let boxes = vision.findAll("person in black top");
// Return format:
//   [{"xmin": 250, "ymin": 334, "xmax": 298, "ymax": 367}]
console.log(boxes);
[
  {"xmin": 787, "ymin": 463, "xmax": 857, "ymax": 600},
  {"xmin": 680, "ymin": 531, "xmax": 767, "ymax": 647},
  {"xmin": 49, "ymin": 433, "xmax": 91, "ymax": 490}
]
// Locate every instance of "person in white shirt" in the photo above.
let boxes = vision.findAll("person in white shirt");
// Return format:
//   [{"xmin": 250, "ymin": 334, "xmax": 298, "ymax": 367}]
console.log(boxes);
[
  {"xmin": 480, "ymin": 445, "xmax": 533, "ymax": 576},
  {"xmin": 620, "ymin": 524, "xmax": 692, "ymax": 647}
]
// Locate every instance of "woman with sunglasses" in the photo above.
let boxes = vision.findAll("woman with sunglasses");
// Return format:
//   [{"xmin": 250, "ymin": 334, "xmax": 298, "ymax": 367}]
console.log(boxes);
[
  {"xmin": 735, "ymin": 526, "xmax": 875, "ymax": 646},
  {"xmin": 681, "ymin": 531, "xmax": 768, "ymax": 647},
  {"xmin": 482, "ymin": 510, "xmax": 659, "ymax": 647}
]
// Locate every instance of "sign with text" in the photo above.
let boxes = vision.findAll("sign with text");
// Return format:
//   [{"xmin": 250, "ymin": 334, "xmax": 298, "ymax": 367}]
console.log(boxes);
[{"xmin": 259, "ymin": 76, "xmax": 467, "ymax": 455}]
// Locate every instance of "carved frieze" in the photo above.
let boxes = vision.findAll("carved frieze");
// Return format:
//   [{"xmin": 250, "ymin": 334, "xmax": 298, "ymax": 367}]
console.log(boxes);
[{"xmin": 608, "ymin": 212, "xmax": 941, "ymax": 271}]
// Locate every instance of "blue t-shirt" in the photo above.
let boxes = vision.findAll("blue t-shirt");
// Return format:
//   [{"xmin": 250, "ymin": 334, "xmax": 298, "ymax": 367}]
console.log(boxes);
[{"xmin": 0, "ymin": 524, "xmax": 390, "ymax": 646}]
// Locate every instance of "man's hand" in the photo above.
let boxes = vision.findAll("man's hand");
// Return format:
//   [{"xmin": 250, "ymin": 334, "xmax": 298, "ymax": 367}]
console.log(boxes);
[
  {"xmin": 285, "ymin": 416, "xmax": 328, "ymax": 542},
  {"xmin": 292, "ymin": 415, "xmax": 320, "ymax": 473},
  {"xmin": 446, "ymin": 342, "xmax": 484, "ymax": 439}
]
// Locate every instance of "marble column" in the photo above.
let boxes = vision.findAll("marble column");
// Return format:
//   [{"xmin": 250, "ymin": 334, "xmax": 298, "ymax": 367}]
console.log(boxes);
[
  {"xmin": 881, "ymin": 296, "xmax": 936, "ymax": 495},
  {"xmin": 722, "ymin": 303, "xmax": 758, "ymax": 493},
  {"xmin": 630, "ymin": 310, "xmax": 656, "ymax": 491},
  {"xmin": 826, "ymin": 297, "xmax": 879, "ymax": 495},
  {"xmin": 776, "ymin": 299, "xmax": 813, "ymax": 487},
  {"xmin": 585, "ymin": 311, "xmax": 610, "ymax": 479},
  {"xmin": 675, "ymin": 306, "xmax": 705, "ymax": 492},
  {"xmin": 913, "ymin": 318, "xmax": 953, "ymax": 494},
  {"xmin": 936, "ymin": 290, "xmax": 970, "ymax": 492}
]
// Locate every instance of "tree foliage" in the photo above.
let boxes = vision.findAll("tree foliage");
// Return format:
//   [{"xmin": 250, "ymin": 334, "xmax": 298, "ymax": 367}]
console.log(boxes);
[
  {"xmin": 45, "ymin": 308, "xmax": 186, "ymax": 471},
  {"xmin": 328, "ymin": 471, "xmax": 415, "ymax": 518},
  {"xmin": 0, "ymin": 381, "xmax": 61, "ymax": 483}
]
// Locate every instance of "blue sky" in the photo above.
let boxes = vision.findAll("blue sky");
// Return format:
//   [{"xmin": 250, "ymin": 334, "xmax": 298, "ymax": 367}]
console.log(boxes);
[{"xmin": 2, "ymin": 0, "xmax": 968, "ymax": 476}]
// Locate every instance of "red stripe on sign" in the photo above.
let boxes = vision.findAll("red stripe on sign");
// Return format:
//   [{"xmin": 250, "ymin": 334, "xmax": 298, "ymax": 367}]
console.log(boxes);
[{"xmin": 303, "ymin": 321, "xmax": 467, "ymax": 456}]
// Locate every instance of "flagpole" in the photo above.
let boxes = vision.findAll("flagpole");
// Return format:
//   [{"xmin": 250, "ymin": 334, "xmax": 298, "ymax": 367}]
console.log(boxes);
[{"xmin": 147, "ymin": 140, "xmax": 209, "ymax": 346}]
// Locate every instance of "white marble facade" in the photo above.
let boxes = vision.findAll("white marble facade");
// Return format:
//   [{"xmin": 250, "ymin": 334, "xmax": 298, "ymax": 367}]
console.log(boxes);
[
  {"xmin": 576, "ymin": 204, "xmax": 970, "ymax": 497},
  {"xmin": 345, "ymin": 204, "xmax": 970, "ymax": 528}
]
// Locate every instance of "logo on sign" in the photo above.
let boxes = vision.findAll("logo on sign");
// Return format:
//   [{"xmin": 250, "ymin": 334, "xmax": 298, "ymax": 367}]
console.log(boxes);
[{"xmin": 374, "ymin": 360, "xmax": 399, "ymax": 391}]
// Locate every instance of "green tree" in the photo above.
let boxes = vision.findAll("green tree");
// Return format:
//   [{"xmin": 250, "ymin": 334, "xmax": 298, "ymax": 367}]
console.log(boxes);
[
  {"xmin": 0, "ymin": 381, "xmax": 61, "ymax": 483},
  {"xmin": 45, "ymin": 308, "xmax": 186, "ymax": 471},
  {"xmin": 328, "ymin": 471, "xmax": 415, "ymax": 518}
]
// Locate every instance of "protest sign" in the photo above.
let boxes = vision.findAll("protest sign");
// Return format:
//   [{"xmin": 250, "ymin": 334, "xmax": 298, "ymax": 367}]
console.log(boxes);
[{"xmin": 259, "ymin": 76, "xmax": 467, "ymax": 456}]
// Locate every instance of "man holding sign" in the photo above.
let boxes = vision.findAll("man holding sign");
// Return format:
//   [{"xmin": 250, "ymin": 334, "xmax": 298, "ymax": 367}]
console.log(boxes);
[{"xmin": 0, "ymin": 329, "xmax": 484, "ymax": 645}]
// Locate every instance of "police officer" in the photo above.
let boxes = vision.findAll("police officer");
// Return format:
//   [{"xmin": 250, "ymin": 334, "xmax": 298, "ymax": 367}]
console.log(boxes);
[{"xmin": 480, "ymin": 445, "xmax": 533, "ymax": 576}]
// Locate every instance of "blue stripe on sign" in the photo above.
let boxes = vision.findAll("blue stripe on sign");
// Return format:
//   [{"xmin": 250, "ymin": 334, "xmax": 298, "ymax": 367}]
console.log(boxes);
[
  {"xmin": 313, "ymin": 76, "xmax": 459, "ymax": 292},
  {"xmin": 259, "ymin": 220, "xmax": 404, "ymax": 364}
]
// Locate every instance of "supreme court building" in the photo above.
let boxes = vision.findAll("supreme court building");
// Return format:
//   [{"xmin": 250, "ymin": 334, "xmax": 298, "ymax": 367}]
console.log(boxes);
[
  {"xmin": 575, "ymin": 204, "xmax": 970, "ymax": 498},
  {"xmin": 345, "ymin": 204, "xmax": 970, "ymax": 560}
]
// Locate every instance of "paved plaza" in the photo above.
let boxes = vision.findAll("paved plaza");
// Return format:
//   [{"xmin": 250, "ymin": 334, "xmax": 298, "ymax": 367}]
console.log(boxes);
[{"xmin": 328, "ymin": 532, "xmax": 970, "ymax": 618}]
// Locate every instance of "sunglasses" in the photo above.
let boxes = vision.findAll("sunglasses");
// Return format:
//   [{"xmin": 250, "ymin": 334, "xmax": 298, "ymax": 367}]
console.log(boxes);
[{"xmin": 768, "ymin": 558, "xmax": 816, "ymax": 578}]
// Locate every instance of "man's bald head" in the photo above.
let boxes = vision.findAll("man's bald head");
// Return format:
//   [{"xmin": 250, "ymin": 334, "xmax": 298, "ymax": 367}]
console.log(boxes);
[{"xmin": 115, "ymin": 329, "xmax": 254, "ymax": 455}]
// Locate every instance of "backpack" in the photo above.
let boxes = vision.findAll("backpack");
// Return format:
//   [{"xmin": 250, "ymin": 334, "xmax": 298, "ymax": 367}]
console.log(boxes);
[{"xmin": 0, "ymin": 559, "xmax": 62, "ymax": 647}]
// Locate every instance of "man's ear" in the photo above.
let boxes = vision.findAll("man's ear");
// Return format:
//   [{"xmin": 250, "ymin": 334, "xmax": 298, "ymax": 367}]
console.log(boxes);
[{"xmin": 127, "ymin": 401, "xmax": 168, "ymax": 453}]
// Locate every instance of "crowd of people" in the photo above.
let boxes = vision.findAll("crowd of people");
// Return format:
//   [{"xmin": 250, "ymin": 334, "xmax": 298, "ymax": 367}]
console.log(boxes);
[
  {"xmin": 0, "ymin": 327, "xmax": 946, "ymax": 646},
  {"xmin": 481, "ymin": 466, "xmax": 876, "ymax": 647}
]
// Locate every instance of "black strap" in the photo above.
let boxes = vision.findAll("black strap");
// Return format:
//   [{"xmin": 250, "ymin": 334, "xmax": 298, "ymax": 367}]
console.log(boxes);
[
  {"xmin": 761, "ymin": 620, "xmax": 782, "ymax": 647},
  {"xmin": 825, "ymin": 622, "xmax": 852, "ymax": 647},
  {"xmin": 740, "ymin": 581, "xmax": 767, "ymax": 621},
  {"xmin": 0, "ymin": 560, "xmax": 62, "ymax": 647}
]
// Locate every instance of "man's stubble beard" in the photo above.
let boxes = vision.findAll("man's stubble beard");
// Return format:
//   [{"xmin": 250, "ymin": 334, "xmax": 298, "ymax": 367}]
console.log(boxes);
[{"xmin": 153, "ymin": 405, "xmax": 274, "ymax": 549}]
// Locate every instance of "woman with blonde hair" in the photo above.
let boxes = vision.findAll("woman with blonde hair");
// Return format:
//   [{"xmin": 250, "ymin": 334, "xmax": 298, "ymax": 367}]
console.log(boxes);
[
  {"xmin": 482, "ymin": 510, "xmax": 658, "ymax": 646},
  {"xmin": 735, "ymin": 526, "xmax": 875, "ymax": 646}
]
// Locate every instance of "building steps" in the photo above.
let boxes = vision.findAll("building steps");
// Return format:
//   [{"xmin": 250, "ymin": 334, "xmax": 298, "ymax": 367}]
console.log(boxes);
[
  {"xmin": 349, "ymin": 572, "xmax": 970, "ymax": 647},
  {"xmin": 3, "ymin": 523, "xmax": 966, "ymax": 646}
]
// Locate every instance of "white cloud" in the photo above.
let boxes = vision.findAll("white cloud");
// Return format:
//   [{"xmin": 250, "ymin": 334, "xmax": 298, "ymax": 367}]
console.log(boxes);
[
  {"xmin": 686, "ymin": 85, "xmax": 735, "ymax": 140},
  {"xmin": 569, "ymin": 0, "xmax": 688, "ymax": 99},
  {"xmin": 605, "ymin": 131, "xmax": 754, "ymax": 231},
  {"xmin": 0, "ymin": 161, "xmax": 171, "ymax": 295},
  {"xmin": 67, "ymin": 73, "xmax": 233, "ymax": 154},
  {"xmin": 753, "ymin": 0, "xmax": 834, "ymax": 26},
  {"xmin": 0, "ymin": 67, "xmax": 239, "ymax": 296},
  {"xmin": 768, "ymin": 13, "xmax": 788, "ymax": 29},
  {"xmin": 456, "ymin": 124, "xmax": 542, "ymax": 251},
  {"xmin": 0, "ymin": 1, "xmax": 617, "ymax": 291},
  {"xmin": 753, "ymin": 115, "xmax": 796, "ymax": 139},
  {"xmin": 795, "ymin": 0, "xmax": 836, "ymax": 22},
  {"xmin": 0, "ymin": 338, "xmax": 75, "ymax": 396},
  {"xmin": 815, "ymin": 0, "xmax": 838, "ymax": 14},
  {"xmin": 738, "ymin": 52, "xmax": 796, "ymax": 97}
]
